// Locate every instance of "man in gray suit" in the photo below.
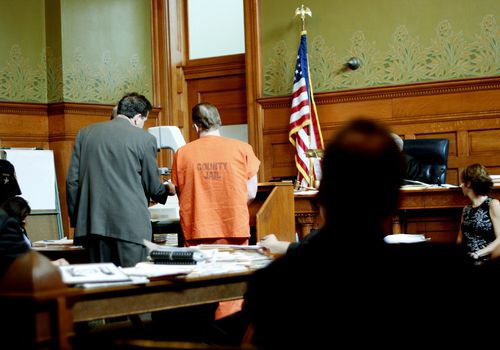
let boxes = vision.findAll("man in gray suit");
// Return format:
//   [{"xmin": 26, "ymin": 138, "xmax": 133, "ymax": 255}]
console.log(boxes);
[{"xmin": 66, "ymin": 92, "xmax": 175, "ymax": 267}]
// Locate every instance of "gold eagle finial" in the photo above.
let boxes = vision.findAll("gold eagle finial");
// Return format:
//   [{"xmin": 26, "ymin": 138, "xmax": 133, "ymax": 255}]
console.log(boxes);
[{"xmin": 295, "ymin": 5, "xmax": 312, "ymax": 32}]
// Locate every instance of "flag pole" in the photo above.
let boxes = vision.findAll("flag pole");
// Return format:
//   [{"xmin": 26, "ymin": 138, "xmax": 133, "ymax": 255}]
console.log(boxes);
[{"xmin": 295, "ymin": 5, "xmax": 315, "ymax": 188}]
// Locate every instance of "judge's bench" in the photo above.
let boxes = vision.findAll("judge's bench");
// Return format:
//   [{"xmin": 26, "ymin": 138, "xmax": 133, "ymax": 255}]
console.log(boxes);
[{"xmin": 294, "ymin": 184, "xmax": 500, "ymax": 243}]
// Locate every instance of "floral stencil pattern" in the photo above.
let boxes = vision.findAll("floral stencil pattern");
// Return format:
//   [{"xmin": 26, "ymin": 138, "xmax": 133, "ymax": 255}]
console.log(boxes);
[
  {"xmin": 0, "ymin": 46, "xmax": 152, "ymax": 104},
  {"xmin": 264, "ymin": 15, "xmax": 499, "ymax": 96}
]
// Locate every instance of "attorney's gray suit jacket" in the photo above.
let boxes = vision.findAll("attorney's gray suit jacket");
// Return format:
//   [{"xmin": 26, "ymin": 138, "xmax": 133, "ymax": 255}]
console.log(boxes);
[{"xmin": 66, "ymin": 118, "xmax": 168, "ymax": 245}]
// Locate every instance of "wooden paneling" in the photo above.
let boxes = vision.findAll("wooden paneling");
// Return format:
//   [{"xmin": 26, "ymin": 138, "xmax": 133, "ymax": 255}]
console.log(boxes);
[
  {"xmin": 0, "ymin": 102, "xmax": 49, "ymax": 148},
  {"xmin": 0, "ymin": 101, "xmax": 161, "ymax": 237},
  {"xmin": 184, "ymin": 54, "xmax": 246, "ymax": 80},
  {"xmin": 469, "ymin": 129, "xmax": 500, "ymax": 153},
  {"xmin": 256, "ymin": 77, "xmax": 500, "ymax": 184},
  {"xmin": 185, "ymin": 55, "xmax": 247, "ymax": 142},
  {"xmin": 405, "ymin": 212, "xmax": 461, "ymax": 243}
]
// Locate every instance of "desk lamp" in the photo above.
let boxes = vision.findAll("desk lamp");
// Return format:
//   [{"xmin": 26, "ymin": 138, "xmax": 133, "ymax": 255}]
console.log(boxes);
[{"xmin": 148, "ymin": 126, "xmax": 186, "ymax": 176}]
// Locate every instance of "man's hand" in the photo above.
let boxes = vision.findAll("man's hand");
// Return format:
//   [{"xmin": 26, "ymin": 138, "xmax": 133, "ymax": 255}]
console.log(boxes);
[
  {"xmin": 164, "ymin": 180, "xmax": 176, "ymax": 196},
  {"xmin": 258, "ymin": 234, "xmax": 291, "ymax": 255}
]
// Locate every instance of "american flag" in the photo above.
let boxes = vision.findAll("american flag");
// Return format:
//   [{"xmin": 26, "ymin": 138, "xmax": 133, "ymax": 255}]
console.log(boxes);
[{"xmin": 288, "ymin": 32, "xmax": 324, "ymax": 189}]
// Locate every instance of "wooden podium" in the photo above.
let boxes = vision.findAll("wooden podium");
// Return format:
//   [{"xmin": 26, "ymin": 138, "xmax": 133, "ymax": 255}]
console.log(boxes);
[{"xmin": 249, "ymin": 182, "xmax": 295, "ymax": 243}]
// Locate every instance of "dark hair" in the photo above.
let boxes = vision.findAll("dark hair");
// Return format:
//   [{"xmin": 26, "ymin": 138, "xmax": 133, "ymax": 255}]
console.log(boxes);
[
  {"xmin": 117, "ymin": 92, "xmax": 152, "ymax": 119},
  {"xmin": 319, "ymin": 118, "xmax": 405, "ymax": 222},
  {"xmin": 460, "ymin": 163, "xmax": 492, "ymax": 196},
  {"xmin": 192, "ymin": 103, "xmax": 222, "ymax": 131},
  {"xmin": 1, "ymin": 196, "xmax": 31, "ymax": 223}
]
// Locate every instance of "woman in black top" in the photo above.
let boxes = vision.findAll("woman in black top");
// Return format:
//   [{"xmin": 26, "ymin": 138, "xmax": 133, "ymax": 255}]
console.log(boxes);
[{"xmin": 457, "ymin": 163, "xmax": 500, "ymax": 262}]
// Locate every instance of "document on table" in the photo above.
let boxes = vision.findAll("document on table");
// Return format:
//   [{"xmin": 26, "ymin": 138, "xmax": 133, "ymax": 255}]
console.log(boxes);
[
  {"xmin": 59, "ymin": 263, "xmax": 131, "ymax": 284},
  {"xmin": 401, "ymin": 180, "xmax": 459, "ymax": 190},
  {"xmin": 121, "ymin": 262, "xmax": 195, "ymax": 280},
  {"xmin": 32, "ymin": 237, "xmax": 74, "ymax": 247},
  {"xmin": 79, "ymin": 276, "xmax": 150, "ymax": 289}
]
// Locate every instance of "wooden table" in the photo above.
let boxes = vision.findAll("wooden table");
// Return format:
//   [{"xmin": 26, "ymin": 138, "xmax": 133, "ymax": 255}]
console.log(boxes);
[
  {"xmin": 294, "ymin": 185, "xmax": 500, "ymax": 242},
  {"xmin": 33, "ymin": 245, "xmax": 87, "ymax": 264},
  {"xmin": 70, "ymin": 271, "xmax": 252, "ymax": 322},
  {"xmin": 1, "ymin": 256, "xmax": 255, "ymax": 350}
]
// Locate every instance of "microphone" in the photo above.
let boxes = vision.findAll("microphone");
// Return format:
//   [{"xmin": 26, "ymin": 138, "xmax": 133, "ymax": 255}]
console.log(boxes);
[{"xmin": 346, "ymin": 57, "xmax": 361, "ymax": 70}]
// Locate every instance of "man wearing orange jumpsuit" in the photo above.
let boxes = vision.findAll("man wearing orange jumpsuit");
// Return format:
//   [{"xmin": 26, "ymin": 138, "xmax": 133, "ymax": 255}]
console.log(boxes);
[{"xmin": 171, "ymin": 102, "xmax": 260, "ymax": 318}]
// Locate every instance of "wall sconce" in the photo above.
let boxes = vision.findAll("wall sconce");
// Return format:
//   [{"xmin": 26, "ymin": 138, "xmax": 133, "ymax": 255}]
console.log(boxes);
[{"xmin": 346, "ymin": 57, "xmax": 361, "ymax": 70}]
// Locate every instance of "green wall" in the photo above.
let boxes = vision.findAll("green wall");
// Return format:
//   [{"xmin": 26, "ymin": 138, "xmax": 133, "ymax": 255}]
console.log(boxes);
[
  {"xmin": 0, "ymin": 0, "xmax": 47, "ymax": 102},
  {"xmin": 60, "ymin": 0, "xmax": 152, "ymax": 104},
  {"xmin": 0, "ymin": 0, "xmax": 152, "ymax": 104},
  {"xmin": 261, "ymin": 0, "xmax": 500, "ymax": 96}
]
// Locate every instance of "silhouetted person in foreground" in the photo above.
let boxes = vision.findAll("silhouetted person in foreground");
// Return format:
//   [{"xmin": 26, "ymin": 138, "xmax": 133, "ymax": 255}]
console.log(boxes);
[{"xmin": 241, "ymin": 118, "xmax": 478, "ymax": 349}]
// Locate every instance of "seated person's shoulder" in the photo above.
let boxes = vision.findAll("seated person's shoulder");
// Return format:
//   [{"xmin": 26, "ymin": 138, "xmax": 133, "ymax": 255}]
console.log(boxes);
[
  {"xmin": 490, "ymin": 198, "xmax": 500, "ymax": 207},
  {"xmin": 0, "ymin": 160, "xmax": 22, "ymax": 201}
]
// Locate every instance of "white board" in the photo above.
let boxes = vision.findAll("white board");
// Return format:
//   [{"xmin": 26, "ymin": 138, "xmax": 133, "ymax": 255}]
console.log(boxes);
[{"xmin": 5, "ymin": 149, "xmax": 57, "ymax": 211}]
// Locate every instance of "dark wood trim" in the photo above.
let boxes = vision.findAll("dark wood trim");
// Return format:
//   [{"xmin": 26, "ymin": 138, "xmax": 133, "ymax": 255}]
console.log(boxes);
[
  {"xmin": 183, "ymin": 54, "xmax": 246, "ymax": 80},
  {"xmin": 185, "ymin": 53, "xmax": 246, "ymax": 67},
  {"xmin": 166, "ymin": 0, "xmax": 189, "ymax": 136},
  {"xmin": 182, "ymin": 0, "xmax": 190, "ymax": 62},
  {"xmin": 244, "ymin": 0, "xmax": 265, "ymax": 179},
  {"xmin": 150, "ymin": 0, "xmax": 171, "ymax": 125},
  {"xmin": 47, "ymin": 102, "xmax": 113, "ymax": 115},
  {"xmin": 258, "ymin": 76, "xmax": 500, "ymax": 109},
  {"xmin": 46, "ymin": 102, "xmax": 160, "ymax": 118},
  {"xmin": 0, "ymin": 102, "xmax": 47, "ymax": 115}
]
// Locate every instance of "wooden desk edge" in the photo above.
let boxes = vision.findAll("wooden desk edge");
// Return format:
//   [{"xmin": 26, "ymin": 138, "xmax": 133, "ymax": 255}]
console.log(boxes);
[{"xmin": 70, "ymin": 270, "xmax": 254, "ymax": 322}]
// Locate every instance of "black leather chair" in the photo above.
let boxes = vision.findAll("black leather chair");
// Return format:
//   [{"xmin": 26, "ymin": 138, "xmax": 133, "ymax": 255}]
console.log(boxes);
[{"xmin": 403, "ymin": 139, "xmax": 449, "ymax": 185}]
